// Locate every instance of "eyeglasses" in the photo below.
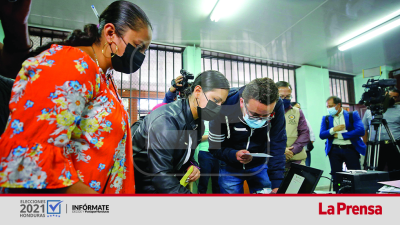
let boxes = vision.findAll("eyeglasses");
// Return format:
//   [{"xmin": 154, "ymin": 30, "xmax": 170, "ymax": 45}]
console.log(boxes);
[
  {"xmin": 280, "ymin": 95, "xmax": 292, "ymax": 100},
  {"xmin": 243, "ymin": 103, "xmax": 275, "ymax": 121}
]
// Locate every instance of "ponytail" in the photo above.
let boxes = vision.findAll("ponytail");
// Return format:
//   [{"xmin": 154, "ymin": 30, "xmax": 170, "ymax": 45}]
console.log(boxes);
[{"xmin": 29, "ymin": 24, "xmax": 99, "ymax": 57}]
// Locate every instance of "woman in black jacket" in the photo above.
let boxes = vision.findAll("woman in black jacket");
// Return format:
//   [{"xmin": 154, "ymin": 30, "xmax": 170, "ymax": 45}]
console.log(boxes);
[{"xmin": 132, "ymin": 70, "xmax": 230, "ymax": 193}]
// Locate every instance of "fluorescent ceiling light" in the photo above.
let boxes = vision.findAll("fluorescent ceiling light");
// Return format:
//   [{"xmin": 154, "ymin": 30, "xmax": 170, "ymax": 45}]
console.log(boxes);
[
  {"xmin": 210, "ymin": 0, "xmax": 243, "ymax": 22},
  {"xmin": 338, "ymin": 13, "xmax": 400, "ymax": 51}
]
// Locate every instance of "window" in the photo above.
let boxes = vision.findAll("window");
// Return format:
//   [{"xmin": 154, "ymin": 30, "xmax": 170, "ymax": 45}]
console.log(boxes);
[
  {"xmin": 28, "ymin": 26, "xmax": 183, "ymax": 125},
  {"xmin": 114, "ymin": 44, "xmax": 183, "ymax": 124},
  {"xmin": 201, "ymin": 51, "xmax": 298, "ymax": 101},
  {"xmin": 329, "ymin": 72, "xmax": 355, "ymax": 104},
  {"xmin": 29, "ymin": 26, "xmax": 70, "ymax": 50}
]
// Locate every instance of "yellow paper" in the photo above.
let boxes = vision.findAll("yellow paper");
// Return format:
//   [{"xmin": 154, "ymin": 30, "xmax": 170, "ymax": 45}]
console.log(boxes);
[{"xmin": 180, "ymin": 166, "xmax": 194, "ymax": 187}]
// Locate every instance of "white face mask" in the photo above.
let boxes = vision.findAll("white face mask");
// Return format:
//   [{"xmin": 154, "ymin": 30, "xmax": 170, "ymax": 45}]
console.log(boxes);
[
  {"xmin": 242, "ymin": 103, "xmax": 273, "ymax": 129},
  {"xmin": 327, "ymin": 105, "xmax": 338, "ymax": 116}
]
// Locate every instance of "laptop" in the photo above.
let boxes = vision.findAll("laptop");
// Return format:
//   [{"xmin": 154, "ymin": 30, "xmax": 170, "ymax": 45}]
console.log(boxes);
[{"xmin": 277, "ymin": 163, "xmax": 323, "ymax": 194}]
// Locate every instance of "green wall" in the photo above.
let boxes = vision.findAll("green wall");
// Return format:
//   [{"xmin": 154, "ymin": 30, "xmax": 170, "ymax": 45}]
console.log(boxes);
[
  {"xmin": 296, "ymin": 66, "xmax": 332, "ymax": 188},
  {"xmin": 0, "ymin": 21, "xmax": 4, "ymax": 43}
]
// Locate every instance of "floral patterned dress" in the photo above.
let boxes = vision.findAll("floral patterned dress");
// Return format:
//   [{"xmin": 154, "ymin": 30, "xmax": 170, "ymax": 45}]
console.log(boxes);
[{"xmin": 0, "ymin": 44, "xmax": 134, "ymax": 194}]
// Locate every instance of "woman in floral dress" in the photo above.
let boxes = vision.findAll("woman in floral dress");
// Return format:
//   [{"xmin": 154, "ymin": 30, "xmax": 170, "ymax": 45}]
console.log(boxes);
[{"xmin": 0, "ymin": 1, "xmax": 152, "ymax": 194}]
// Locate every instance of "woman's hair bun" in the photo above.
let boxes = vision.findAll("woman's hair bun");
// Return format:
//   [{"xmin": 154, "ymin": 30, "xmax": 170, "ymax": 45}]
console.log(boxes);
[{"xmin": 64, "ymin": 24, "xmax": 99, "ymax": 46}]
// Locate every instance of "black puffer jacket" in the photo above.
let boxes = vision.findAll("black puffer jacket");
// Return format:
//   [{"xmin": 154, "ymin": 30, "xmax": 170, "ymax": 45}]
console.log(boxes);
[{"xmin": 131, "ymin": 98, "xmax": 202, "ymax": 194}]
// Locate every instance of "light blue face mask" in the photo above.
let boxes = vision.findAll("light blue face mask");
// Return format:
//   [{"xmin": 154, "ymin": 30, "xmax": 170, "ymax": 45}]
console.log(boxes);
[
  {"xmin": 243, "ymin": 113, "xmax": 269, "ymax": 129},
  {"xmin": 327, "ymin": 106, "xmax": 338, "ymax": 116}
]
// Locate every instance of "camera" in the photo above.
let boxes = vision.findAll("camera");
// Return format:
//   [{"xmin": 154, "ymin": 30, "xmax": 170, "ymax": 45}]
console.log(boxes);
[
  {"xmin": 358, "ymin": 78, "xmax": 397, "ymax": 115},
  {"xmin": 171, "ymin": 69, "xmax": 194, "ymax": 92}
]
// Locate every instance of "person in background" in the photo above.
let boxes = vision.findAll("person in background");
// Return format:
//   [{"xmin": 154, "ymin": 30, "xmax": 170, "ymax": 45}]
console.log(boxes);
[
  {"xmin": 209, "ymin": 78, "xmax": 286, "ymax": 194},
  {"xmin": 196, "ymin": 120, "xmax": 220, "ymax": 194},
  {"xmin": 0, "ymin": 0, "xmax": 152, "ymax": 194},
  {"xmin": 131, "ymin": 71, "xmax": 230, "ymax": 194},
  {"xmin": 149, "ymin": 76, "xmax": 186, "ymax": 114},
  {"xmin": 291, "ymin": 101, "xmax": 315, "ymax": 167},
  {"xmin": 291, "ymin": 102, "xmax": 300, "ymax": 109},
  {"xmin": 276, "ymin": 82, "xmax": 309, "ymax": 169},
  {"xmin": 362, "ymin": 88, "xmax": 400, "ymax": 171},
  {"xmin": 0, "ymin": 0, "xmax": 32, "ymax": 136},
  {"xmin": 320, "ymin": 96, "xmax": 366, "ymax": 192},
  {"xmin": 163, "ymin": 75, "xmax": 184, "ymax": 103}
]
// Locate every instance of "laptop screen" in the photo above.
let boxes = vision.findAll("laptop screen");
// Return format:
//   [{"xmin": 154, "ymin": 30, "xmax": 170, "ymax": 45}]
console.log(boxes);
[{"xmin": 277, "ymin": 163, "xmax": 323, "ymax": 194}]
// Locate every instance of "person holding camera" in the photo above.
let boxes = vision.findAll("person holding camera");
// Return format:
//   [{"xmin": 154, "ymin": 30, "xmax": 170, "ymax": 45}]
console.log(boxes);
[
  {"xmin": 149, "ymin": 76, "xmax": 184, "ymax": 113},
  {"xmin": 131, "ymin": 70, "xmax": 230, "ymax": 193},
  {"xmin": 162, "ymin": 75, "xmax": 184, "ymax": 103},
  {"xmin": 320, "ymin": 96, "xmax": 366, "ymax": 192},
  {"xmin": 362, "ymin": 88, "xmax": 400, "ymax": 171},
  {"xmin": 161, "ymin": 70, "xmax": 194, "ymax": 104}
]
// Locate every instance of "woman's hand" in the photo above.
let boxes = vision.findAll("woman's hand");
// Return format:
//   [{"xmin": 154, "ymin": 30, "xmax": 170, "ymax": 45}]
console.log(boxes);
[{"xmin": 188, "ymin": 165, "xmax": 200, "ymax": 182}]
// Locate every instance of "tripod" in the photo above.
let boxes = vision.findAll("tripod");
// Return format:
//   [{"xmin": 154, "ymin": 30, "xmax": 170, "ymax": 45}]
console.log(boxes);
[{"xmin": 364, "ymin": 114, "xmax": 400, "ymax": 170}]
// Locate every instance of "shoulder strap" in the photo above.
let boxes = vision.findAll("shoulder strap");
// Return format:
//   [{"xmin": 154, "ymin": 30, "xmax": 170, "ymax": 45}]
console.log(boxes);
[
  {"xmin": 349, "ymin": 111, "xmax": 353, "ymax": 126},
  {"xmin": 325, "ymin": 115, "xmax": 330, "ymax": 128},
  {"xmin": 349, "ymin": 111, "xmax": 354, "ymax": 130}
]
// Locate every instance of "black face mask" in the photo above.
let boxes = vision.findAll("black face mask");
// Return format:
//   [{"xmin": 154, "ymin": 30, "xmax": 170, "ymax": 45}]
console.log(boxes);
[
  {"xmin": 196, "ymin": 92, "xmax": 221, "ymax": 121},
  {"xmin": 111, "ymin": 39, "xmax": 145, "ymax": 74}
]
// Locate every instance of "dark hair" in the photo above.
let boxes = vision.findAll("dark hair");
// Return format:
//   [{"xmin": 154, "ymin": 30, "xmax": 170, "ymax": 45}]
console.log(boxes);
[
  {"xmin": 242, "ymin": 78, "xmax": 279, "ymax": 105},
  {"xmin": 275, "ymin": 81, "xmax": 292, "ymax": 90},
  {"xmin": 327, "ymin": 96, "xmax": 342, "ymax": 106},
  {"xmin": 185, "ymin": 70, "xmax": 230, "ymax": 96},
  {"xmin": 30, "ymin": 1, "xmax": 152, "ymax": 56},
  {"xmin": 291, "ymin": 102, "xmax": 299, "ymax": 107}
]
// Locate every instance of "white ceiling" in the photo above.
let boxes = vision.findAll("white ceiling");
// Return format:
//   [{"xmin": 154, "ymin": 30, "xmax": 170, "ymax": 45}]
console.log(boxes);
[{"xmin": 28, "ymin": 0, "xmax": 400, "ymax": 74}]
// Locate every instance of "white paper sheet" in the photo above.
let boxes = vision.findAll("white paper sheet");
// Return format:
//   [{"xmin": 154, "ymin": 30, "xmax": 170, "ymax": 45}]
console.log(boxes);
[
  {"xmin": 285, "ymin": 174, "xmax": 305, "ymax": 194},
  {"xmin": 244, "ymin": 153, "xmax": 273, "ymax": 157},
  {"xmin": 336, "ymin": 130, "xmax": 348, "ymax": 133}
]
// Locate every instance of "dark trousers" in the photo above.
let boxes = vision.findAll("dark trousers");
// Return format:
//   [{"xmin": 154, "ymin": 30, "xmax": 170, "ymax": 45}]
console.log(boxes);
[
  {"xmin": 328, "ymin": 145, "xmax": 361, "ymax": 192},
  {"xmin": 198, "ymin": 151, "xmax": 220, "ymax": 194},
  {"xmin": 377, "ymin": 141, "xmax": 400, "ymax": 171},
  {"xmin": 305, "ymin": 151, "xmax": 311, "ymax": 167}
]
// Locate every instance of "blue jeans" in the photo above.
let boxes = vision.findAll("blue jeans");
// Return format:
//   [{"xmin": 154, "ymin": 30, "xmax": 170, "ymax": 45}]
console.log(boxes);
[
  {"xmin": 198, "ymin": 151, "xmax": 220, "ymax": 194},
  {"xmin": 218, "ymin": 161, "xmax": 271, "ymax": 194}
]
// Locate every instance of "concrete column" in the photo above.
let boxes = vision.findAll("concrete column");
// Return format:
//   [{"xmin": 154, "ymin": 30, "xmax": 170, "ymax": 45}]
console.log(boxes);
[
  {"xmin": 296, "ymin": 65, "xmax": 331, "ymax": 188},
  {"xmin": 182, "ymin": 46, "xmax": 202, "ymax": 77}
]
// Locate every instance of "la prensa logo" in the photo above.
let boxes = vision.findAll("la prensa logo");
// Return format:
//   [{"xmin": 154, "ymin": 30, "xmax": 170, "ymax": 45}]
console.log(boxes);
[{"xmin": 319, "ymin": 202, "xmax": 382, "ymax": 215}]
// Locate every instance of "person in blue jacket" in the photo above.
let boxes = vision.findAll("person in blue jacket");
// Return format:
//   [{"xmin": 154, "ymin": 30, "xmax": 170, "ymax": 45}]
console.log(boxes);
[
  {"xmin": 208, "ymin": 78, "xmax": 286, "ymax": 194},
  {"xmin": 319, "ymin": 96, "xmax": 366, "ymax": 192},
  {"xmin": 163, "ymin": 76, "xmax": 184, "ymax": 103}
]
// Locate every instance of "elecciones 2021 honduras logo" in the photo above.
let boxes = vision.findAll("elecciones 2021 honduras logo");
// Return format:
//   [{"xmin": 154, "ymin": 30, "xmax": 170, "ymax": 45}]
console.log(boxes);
[{"xmin": 20, "ymin": 199, "xmax": 64, "ymax": 218}]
